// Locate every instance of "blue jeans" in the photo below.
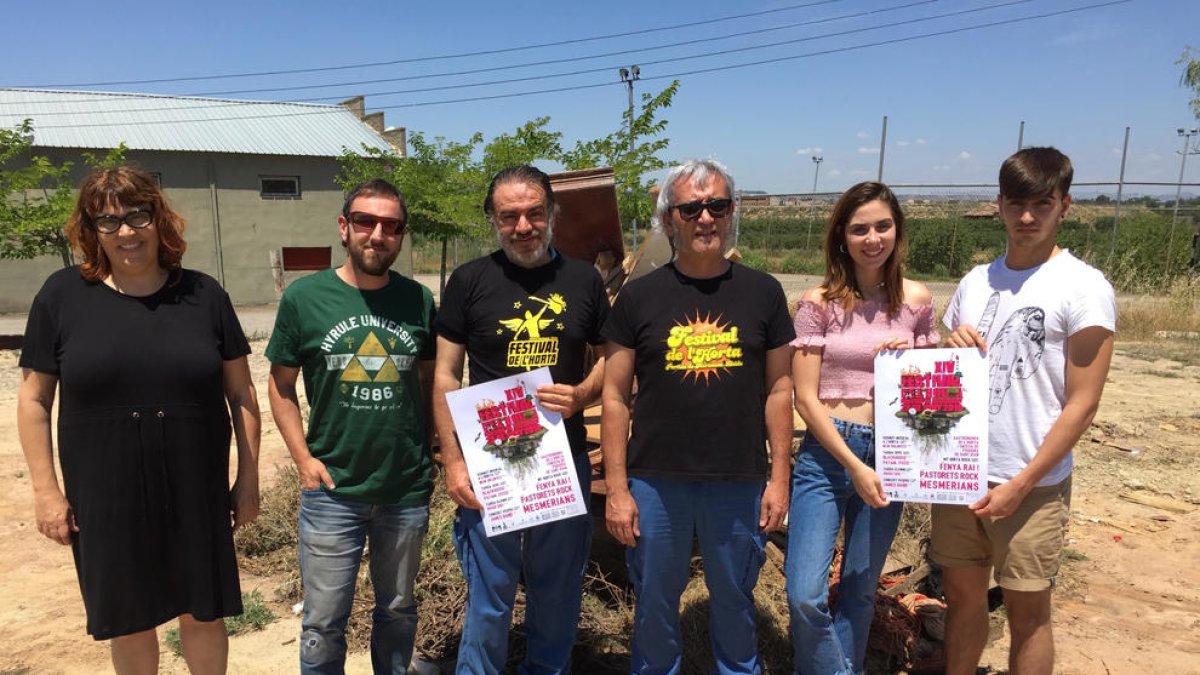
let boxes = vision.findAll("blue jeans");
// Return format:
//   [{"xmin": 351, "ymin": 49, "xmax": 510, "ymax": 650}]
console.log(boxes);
[
  {"xmin": 298, "ymin": 488, "xmax": 429, "ymax": 675},
  {"xmin": 785, "ymin": 419, "xmax": 902, "ymax": 675},
  {"xmin": 627, "ymin": 477, "xmax": 767, "ymax": 675},
  {"xmin": 453, "ymin": 451, "xmax": 592, "ymax": 675}
]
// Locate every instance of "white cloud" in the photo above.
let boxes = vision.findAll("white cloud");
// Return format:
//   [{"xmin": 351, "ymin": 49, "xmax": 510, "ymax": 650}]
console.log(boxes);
[
  {"xmin": 796, "ymin": 146, "xmax": 823, "ymax": 155},
  {"xmin": 896, "ymin": 140, "xmax": 911, "ymax": 147},
  {"xmin": 857, "ymin": 131, "xmax": 869, "ymax": 140},
  {"xmin": 931, "ymin": 164, "xmax": 950, "ymax": 172},
  {"xmin": 916, "ymin": 138, "xmax": 927, "ymax": 145},
  {"xmin": 958, "ymin": 151, "xmax": 972, "ymax": 160},
  {"xmin": 828, "ymin": 169, "xmax": 843, "ymax": 177},
  {"xmin": 858, "ymin": 146, "xmax": 880, "ymax": 154},
  {"xmin": 1145, "ymin": 152, "xmax": 1162, "ymax": 161},
  {"xmin": 1111, "ymin": 147, "xmax": 1123, "ymax": 156},
  {"xmin": 849, "ymin": 169, "xmax": 871, "ymax": 178}
]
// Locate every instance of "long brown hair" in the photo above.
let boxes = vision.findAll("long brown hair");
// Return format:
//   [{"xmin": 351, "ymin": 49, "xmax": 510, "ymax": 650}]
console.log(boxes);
[
  {"xmin": 64, "ymin": 166, "xmax": 187, "ymax": 281},
  {"xmin": 821, "ymin": 181, "xmax": 907, "ymax": 316}
]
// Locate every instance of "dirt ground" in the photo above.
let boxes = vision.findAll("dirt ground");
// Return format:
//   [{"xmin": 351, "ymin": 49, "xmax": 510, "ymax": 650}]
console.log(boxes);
[{"xmin": 1, "ymin": 337, "xmax": 1198, "ymax": 674}]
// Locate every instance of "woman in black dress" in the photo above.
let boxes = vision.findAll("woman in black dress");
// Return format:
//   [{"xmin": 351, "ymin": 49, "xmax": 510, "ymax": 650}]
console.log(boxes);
[{"xmin": 16, "ymin": 166, "xmax": 261, "ymax": 674}]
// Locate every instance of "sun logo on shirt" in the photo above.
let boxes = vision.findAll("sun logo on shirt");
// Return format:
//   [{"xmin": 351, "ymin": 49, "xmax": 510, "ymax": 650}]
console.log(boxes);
[{"xmin": 664, "ymin": 311, "xmax": 744, "ymax": 384}]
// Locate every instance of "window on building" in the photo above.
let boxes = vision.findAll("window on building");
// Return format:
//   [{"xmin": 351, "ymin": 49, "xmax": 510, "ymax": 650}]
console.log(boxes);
[{"xmin": 260, "ymin": 176, "xmax": 301, "ymax": 199}]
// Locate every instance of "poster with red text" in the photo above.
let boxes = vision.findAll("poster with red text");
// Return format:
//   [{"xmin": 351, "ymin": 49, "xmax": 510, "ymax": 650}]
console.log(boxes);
[
  {"xmin": 445, "ymin": 367, "xmax": 586, "ymax": 536},
  {"xmin": 874, "ymin": 348, "xmax": 988, "ymax": 505}
]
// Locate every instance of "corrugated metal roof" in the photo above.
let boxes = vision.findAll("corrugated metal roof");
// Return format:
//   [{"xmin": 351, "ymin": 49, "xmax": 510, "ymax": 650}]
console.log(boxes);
[{"xmin": 0, "ymin": 88, "xmax": 396, "ymax": 157}]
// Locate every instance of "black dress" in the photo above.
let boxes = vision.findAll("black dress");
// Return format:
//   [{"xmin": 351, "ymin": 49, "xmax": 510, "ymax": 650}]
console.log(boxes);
[{"xmin": 20, "ymin": 267, "xmax": 250, "ymax": 640}]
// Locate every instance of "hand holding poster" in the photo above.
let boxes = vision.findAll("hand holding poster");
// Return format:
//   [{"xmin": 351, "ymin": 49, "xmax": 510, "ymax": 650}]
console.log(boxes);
[
  {"xmin": 444, "ymin": 367, "xmax": 587, "ymax": 536},
  {"xmin": 874, "ymin": 348, "xmax": 988, "ymax": 505}
]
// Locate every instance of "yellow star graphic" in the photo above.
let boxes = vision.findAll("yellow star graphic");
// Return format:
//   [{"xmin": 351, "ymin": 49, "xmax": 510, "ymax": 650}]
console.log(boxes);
[
  {"xmin": 512, "ymin": 301, "xmax": 522, "ymax": 309},
  {"xmin": 496, "ymin": 328, "xmax": 503, "ymax": 335},
  {"xmin": 556, "ymin": 322, "xmax": 564, "ymax": 330}
]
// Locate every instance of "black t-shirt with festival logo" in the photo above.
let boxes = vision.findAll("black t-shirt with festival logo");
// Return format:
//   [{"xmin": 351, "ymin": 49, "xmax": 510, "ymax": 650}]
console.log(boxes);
[
  {"xmin": 435, "ymin": 250, "xmax": 610, "ymax": 455},
  {"xmin": 602, "ymin": 262, "xmax": 795, "ymax": 481}
]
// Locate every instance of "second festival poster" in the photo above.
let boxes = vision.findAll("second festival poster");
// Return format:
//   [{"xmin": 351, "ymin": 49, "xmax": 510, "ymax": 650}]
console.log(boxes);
[{"xmin": 874, "ymin": 347, "xmax": 988, "ymax": 505}]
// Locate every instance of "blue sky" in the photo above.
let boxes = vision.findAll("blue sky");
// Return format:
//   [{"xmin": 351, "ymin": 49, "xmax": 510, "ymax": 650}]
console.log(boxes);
[{"xmin": 3, "ymin": 0, "xmax": 1197, "ymax": 194}]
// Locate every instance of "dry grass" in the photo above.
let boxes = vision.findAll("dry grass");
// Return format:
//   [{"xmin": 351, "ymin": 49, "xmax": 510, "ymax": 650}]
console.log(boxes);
[
  {"xmin": 1116, "ymin": 278, "xmax": 1200, "ymax": 340},
  {"xmin": 235, "ymin": 465, "xmax": 946, "ymax": 673}
]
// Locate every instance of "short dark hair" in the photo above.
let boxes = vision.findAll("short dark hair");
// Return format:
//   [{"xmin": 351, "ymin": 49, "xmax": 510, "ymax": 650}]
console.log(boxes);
[
  {"xmin": 483, "ymin": 165, "xmax": 558, "ymax": 224},
  {"xmin": 342, "ymin": 178, "xmax": 406, "ymax": 222},
  {"xmin": 999, "ymin": 147, "xmax": 1073, "ymax": 200}
]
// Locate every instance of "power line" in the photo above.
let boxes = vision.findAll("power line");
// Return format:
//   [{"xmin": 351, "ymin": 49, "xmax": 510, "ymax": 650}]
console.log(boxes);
[
  {"xmin": 2, "ymin": 0, "xmax": 941, "ymax": 106},
  {"xmin": 4, "ymin": 0, "xmax": 1039, "ymax": 118},
  {"xmin": 17, "ymin": 0, "xmax": 1131, "ymax": 129},
  {"xmin": 12, "ymin": 0, "xmax": 852, "ymax": 88}
]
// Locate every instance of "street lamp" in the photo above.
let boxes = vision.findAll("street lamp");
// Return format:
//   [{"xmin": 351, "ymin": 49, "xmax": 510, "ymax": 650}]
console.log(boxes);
[
  {"xmin": 619, "ymin": 66, "xmax": 641, "ymax": 250},
  {"xmin": 1167, "ymin": 127, "xmax": 1199, "ymax": 279},
  {"xmin": 806, "ymin": 155, "xmax": 824, "ymax": 250}
]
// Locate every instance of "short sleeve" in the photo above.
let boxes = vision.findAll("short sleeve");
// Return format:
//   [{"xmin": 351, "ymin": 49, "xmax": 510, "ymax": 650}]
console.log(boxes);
[
  {"xmin": 912, "ymin": 303, "xmax": 941, "ymax": 347},
  {"xmin": 789, "ymin": 300, "xmax": 827, "ymax": 348},
  {"xmin": 420, "ymin": 288, "xmax": 438, "ymax": 360},
  {"xmin": 264, "ymin": 291, "xmax": 302, "ymax": 366},
  {"xmin": 433, "ymin": 268, "xmax": 469, "ymax": 345},
  {"xmin": 215, "ymin": 288, "xmax": 251, "ymax": 360},
  {"xmin": 1067, "ymin": 272, "xmax": 1116, "ymax": 336},
  {"xmin": 18, "ymin": 285, "xmax": 61, "ymax": 375},
  {"xmin": 765, "ymin": 280, "xmax": 796, "ymax": 349},
  {"xmin": 942, "ymin": 283, "xmax": 964, "ymax": 332},
  {"xmin": 601, "ymin": 286, "xmax": 638, "ymax": 349},
  {"xmin": 587, "ymin": 272, "xmax": 611, "ymax": 346}
]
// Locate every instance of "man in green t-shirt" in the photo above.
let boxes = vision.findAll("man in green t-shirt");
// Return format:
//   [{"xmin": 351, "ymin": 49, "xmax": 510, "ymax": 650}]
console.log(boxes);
[{"xmin": 266, "ymin": 179, "xmax": 436, "ymax": 675}]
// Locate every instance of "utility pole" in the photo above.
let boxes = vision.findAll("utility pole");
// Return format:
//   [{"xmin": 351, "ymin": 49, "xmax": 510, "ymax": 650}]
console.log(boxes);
[
  {"xmin": 806, "ymin": 155, "xmax": 824, "ymax": 250},
  {"xmin": 1167, "ymin": 127, "xmax": 1199, "ymax": 279},
  {"xmin": 619, "ymin": 65, "xmax": 641, "ymax": 251},
  {"xmin": 877, "ymin": 115, "xmax": 887, "ymax": 182}
]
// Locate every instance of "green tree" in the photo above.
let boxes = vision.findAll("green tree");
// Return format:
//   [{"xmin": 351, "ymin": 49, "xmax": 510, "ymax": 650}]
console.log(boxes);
[
  {"xmin": 1, "ymin": 122, "xmax": 129, "ymax": 267},
  {"xmin": 338, "ymin": 117, "xmax": 562, "ymax": 290},
  {"xmin": 1180, "ymin": 45, "xmax": 1200, "ymax": 120},
  {"xmin": 0, "ymin": 120, "xmax": 76, "ymax": 265},
  {"xmin": 559, "ymin": 81, "xmax": 679, "ymax": 236}
]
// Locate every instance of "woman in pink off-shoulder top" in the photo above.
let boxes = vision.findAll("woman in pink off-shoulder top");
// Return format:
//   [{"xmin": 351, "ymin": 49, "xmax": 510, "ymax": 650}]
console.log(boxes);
[{"xmin": 786, "ymin": 182, "xmax": 939, "ymax": 675}]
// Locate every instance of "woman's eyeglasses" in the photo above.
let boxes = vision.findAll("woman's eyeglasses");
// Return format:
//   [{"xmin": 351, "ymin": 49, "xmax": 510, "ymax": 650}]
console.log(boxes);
[
  {"xmin": 671, "ymin": 198, "xmax": 733, "ymax": 221},
  {"xmin": 348, "ymin": 211, "xmax": 405, "ymax": 235},
  {"xmin": 92, "ymin": 210, "xmax": 153, "ymax": 234}
]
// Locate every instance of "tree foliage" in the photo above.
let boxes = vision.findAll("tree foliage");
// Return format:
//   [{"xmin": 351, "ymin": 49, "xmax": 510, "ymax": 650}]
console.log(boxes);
[
  {"xmin": 1, "ymin": 120, "xmax": 129, "ymax": 266},
  {"xmin": 1180, "ymin": 45, "xmax": 1200, "ymax": 120},
  {"xmin": 0, "ymin": 120, "xmax": 76, "ymax": 265}
]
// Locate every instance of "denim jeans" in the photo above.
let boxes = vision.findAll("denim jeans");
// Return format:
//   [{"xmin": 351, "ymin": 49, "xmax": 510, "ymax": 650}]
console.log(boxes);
[
  {"xmin": 785, "ymin": 419, "xmax": 902, "ymax": 675},
  {"xmin": 626, "ymin": 477, "xmax": 767, "ymax": 675},
  {"xmin": 453, "ymin": 451, "xmax": 592, "ymax": 675},
  {"xmin": 298, "ymin": 488, "xmax": 429, "ymax": 675}
]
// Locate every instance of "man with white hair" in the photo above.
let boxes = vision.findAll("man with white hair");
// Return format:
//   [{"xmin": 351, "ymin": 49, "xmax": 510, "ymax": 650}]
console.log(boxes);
[
  {"xmin": 602, "ymin": 158, "xmax": 795, "ymax": 673},
  {"xmin": 433, "ymin": 165, "xmax": 609, "ymax": 674}
]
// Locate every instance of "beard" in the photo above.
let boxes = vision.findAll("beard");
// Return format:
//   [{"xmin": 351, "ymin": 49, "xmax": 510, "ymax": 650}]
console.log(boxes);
[
  {"xmin": 498, "ymin": 221, "xmax": 554, "ymax": 267},
  {"xmin": 346, "ymin": 236, "xmax": 399, "ymax": 276}
]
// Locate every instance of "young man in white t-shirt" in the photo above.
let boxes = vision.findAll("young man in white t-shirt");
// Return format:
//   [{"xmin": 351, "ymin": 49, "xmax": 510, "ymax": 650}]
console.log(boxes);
[{"xmin": 937, "ymin": 147, "xmax": 1116, "ymax": 675}]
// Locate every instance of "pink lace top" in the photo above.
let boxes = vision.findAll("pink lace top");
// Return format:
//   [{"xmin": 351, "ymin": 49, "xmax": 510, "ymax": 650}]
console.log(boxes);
[{"xmin": 791, "ymin": 299, "xmax": 940, "ymax": 399}]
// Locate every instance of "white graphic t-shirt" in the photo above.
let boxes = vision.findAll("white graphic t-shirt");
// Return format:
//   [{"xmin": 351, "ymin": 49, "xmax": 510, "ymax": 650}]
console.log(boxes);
[{"xmin": 943, "ymin": 250, "xmax": 1115, "ymax": 486}]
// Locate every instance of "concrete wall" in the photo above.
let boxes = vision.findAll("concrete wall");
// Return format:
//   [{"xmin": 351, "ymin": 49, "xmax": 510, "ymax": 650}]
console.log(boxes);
[{"xmin": 0, "ymin": 148, "xmax": 413, "ymax": 313}]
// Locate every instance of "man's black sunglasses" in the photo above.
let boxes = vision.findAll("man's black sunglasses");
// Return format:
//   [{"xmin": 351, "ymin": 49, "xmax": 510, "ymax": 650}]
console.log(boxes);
[{"xmin": 671, "ymin": 198, "xmax": 733, "ymax": 221}]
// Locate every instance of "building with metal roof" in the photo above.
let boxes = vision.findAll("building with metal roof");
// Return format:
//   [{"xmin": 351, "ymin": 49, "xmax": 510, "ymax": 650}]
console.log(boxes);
[{"xmin": 0, "ymin": 89, "xmax": 409, "ymax": 312}]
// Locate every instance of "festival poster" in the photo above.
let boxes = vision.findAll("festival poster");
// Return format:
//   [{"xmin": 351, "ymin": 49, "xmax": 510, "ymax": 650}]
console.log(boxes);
[
  {"xmin": 444, "ymin": 367, "xmax": 586, "ymax": 537},
  {"xmin": 874, "ymin": 348, "xmax": 988, "ymax": 505}
]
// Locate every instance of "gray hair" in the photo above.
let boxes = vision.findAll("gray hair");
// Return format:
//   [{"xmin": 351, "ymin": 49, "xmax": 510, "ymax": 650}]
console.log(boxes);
[{"xmin": 653, "ymin": 158, "xmax": 737, "ymax": 235}]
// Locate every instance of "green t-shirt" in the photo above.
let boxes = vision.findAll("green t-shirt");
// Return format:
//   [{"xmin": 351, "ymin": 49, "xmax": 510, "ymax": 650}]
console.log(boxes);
[{"xmin": 266, "ymin": 269, "xmax": 436, "ymax": 505}]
